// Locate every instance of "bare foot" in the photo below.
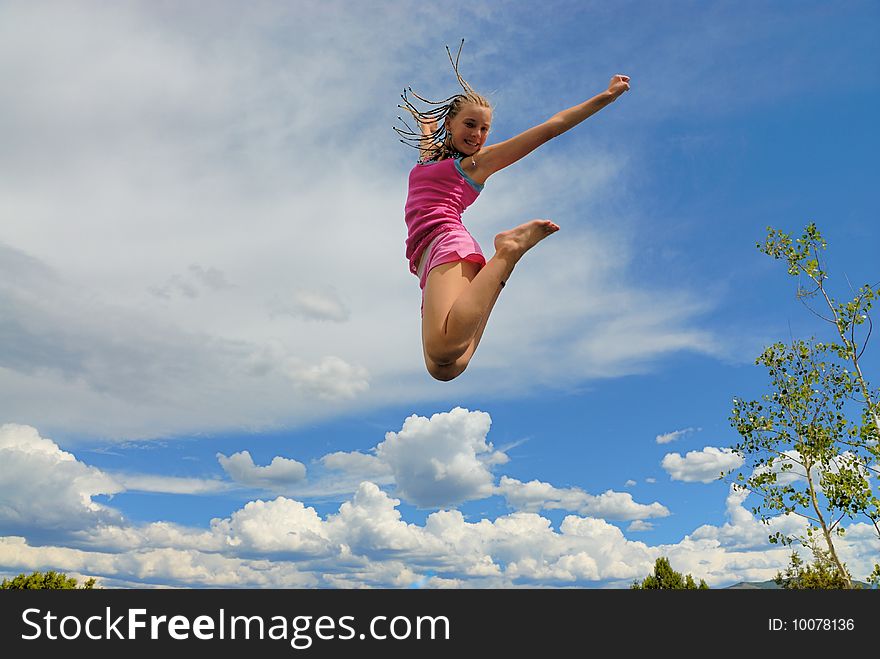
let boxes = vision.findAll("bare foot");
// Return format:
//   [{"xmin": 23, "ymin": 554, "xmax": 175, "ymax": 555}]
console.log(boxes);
[{"xmin": 494, "ymin": 219, "xmax": 560, "ymax": 262}]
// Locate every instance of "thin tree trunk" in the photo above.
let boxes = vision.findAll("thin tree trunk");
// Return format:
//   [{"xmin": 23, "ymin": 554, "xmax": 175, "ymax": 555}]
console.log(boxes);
[{"xmin": 804, "ymin": 453, "xmax": 853, "ymax": 588}]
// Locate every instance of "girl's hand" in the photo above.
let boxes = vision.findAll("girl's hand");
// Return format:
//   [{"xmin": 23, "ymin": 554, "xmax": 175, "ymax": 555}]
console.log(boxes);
[
  {"xmin": 608, "ymin": 74, "xmax": 630, "ymax": 98},
  {"xmin": 401, "ymin": 104, "xmax": 438, "ymax": 135},
  {"xmin": 419, "ymin": 117, "xmax": 439, "ymax": 135}
]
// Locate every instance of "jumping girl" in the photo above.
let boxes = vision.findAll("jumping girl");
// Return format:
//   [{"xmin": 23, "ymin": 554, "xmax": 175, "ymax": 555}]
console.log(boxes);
[{"xmin": 397, "ymin": 43, "xmax": 630, "ymax": 381}]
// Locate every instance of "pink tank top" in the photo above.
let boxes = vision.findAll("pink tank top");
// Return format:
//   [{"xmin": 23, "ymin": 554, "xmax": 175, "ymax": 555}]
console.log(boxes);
[{"xmin": 404, "ymin": 157, "xmax": 484, "ymax": 276}]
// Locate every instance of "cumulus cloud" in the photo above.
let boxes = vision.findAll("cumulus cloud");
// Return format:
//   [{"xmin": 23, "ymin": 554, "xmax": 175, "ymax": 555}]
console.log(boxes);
[
  {"xmin": 661, "ymin": 447, "xmax": 744, "ymax": 483},
  {"xmin": 217, "ymin": 450, "xmax": 307, "ymax": 491},
  {"xmin": 689, "ymin": 485, "xmax": 810, "ymax": 554},
  {"xmin": 288, "ymin": 356, "xmax": 370, "ymax": 401},
  {"xmin": 656, "ymin": 427, "xmax": 701, "ymax": 444},
  {"xmin": 0, "ymin": 536, "xmax": 318, "ymax": 589},
  {"xmin": 376, "ymin": 408, "xmax": 507, "ymax": 508},
  {"xmin": 0, "ymin": 424, "xmax": 124, "ymax": 536},
  {"xmin": 748, "ymin": 449, "xmax": 871, "ymax": 491},
  {"xmin": 218, "ymin": 407, "xmax": 675, "ymax": 518},
  {"xmin": 241, "ymin": 347, "xmax": 370, "ymax": 401},
  {"xmin": 2, "ymin": 463, "xmax": 877, "ymax": 588},
  {"xmin": 498, "ymin": 476, "xmax": 669, "ymax": 521},
  {"xmin": 211, "ymin": 497, "xmax": 333, "ymax": 556},
  {"xmin": 325, "ymin": 483, "xmax": 440, "ymax": 558}
]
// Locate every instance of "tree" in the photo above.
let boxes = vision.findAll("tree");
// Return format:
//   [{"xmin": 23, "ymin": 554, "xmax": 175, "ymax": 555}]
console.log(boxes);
[
  {"xmin": 727, "ymin": 224, "xmax": 879, "ymax": 588},
  {"xmin": 1, "ymin": 570, "xmax": 96, "ymax": 590},
  {"xmin": 631, "ymin": 557, "xmax": 709, "ymax": 589},
  {"xmin": 774, "ymin": 545, "xmax": 856, "ymax": 589},
  {"xmin": 761, "ymin": 223, "xmax": 879, "ymax": 433}
]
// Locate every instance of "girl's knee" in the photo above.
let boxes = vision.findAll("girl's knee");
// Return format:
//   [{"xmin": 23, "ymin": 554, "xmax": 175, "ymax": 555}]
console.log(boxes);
[
  {"xmin": 426, "ymin": 358, "xmax": 468, "ymax": 382},
  {"xmin": 424, "ymin": 338, "xmax": 469, "ymax": 367}
]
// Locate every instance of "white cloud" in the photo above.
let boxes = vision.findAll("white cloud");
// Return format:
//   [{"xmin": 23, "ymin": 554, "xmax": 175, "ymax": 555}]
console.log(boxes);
[
  {"xmin": 2, "ymin": 470, "xmax": 877, "ymax": 588},
  {"xmin": 625, "ymin": 479, "xmax": 637, "ymax": 487},
  {"xmin": 688, "ymin": 485, "xmax": 813, "ymax": 555},
  {"xmin": 325, "ymin": 483, "xmax": 442, "ymax": 559},
  {"xmin": 0, "ymin": 536, "xmax": 317, "ymax": 588},
  {"xmin": 210, "ymin": 497, "xmax": 333, "ymax": 556},
  {"xmin": 0, "ymin": 242, "xmax": 380, "ymax": 440},
  {"xmin": 375, "ymin": 408, "xmax": 506, "ymax": 508},
  {"xmin": 748, "ymin": 449, "xmax": 809, "ymax": 486},
  {"xmin": 320, "ymin": 451, "xmax": 394, "ymax": 479},
  {"xmin": 656, "ymin": 427, "xmax": 700, "ymax": 444},
  {"xmin": 627, "ymin": 520, "xmax": 654, "ymax": 532},
  {"xmin": 748, "ymin": 450, "xmax": 871, "ymax": 492},
  {"xmin": 498, "ymin": 476, "xmax": 669, "ymax": 521},
  {"xmin": 288, "ymin": 356, "xmax": 370, "ymax": 401},
  {"xmin": 259, "ymin": 452, "xmax": 396, "ymax": 501},
  {"xmin": 0, "ymin": 424, "xmax": 123, "ymax": 535},
  {"xmin": 217, "ymin": 450, "xmax": 307, "ymax": 491},
  {"xmin": 113, "ymin": 473, "xmax": 231, "ymax": 495},
  {"xmin": 661, "ymin": 447, "xmax": 744, "ymax": 483},
  {"xmin": 0, "ymin": 3, "xmax": 418, "ymax": 439}
]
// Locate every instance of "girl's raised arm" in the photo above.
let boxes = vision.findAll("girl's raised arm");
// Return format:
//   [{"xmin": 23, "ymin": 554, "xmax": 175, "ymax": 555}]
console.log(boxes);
[
  {"xmin": 477, "ymin": 75, "xmax": 630, "ymax": 179},
  {"xmin": 416, "ymin": 116, "xmax": 440, "ymax": 162}
]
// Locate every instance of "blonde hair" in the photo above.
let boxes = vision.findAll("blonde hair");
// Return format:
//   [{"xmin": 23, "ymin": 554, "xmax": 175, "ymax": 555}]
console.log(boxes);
[{"xmin": 395, "ymin": 40, "xmax": 492, "ymax": 162}]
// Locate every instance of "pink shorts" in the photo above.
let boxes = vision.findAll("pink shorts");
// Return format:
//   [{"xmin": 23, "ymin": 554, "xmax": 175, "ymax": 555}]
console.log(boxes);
[{"xmin": 417, "ymin": 227, "xmax": 486, "ymax": 291}]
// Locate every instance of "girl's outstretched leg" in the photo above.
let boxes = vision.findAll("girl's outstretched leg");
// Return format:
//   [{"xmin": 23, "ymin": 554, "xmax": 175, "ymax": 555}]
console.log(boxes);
[{"xmin": 421, "ymin": 219, "xmax": 559, "ymax": 380}]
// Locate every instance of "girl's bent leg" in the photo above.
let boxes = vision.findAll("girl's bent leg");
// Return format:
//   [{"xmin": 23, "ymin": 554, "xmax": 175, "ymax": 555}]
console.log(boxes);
[
  {"xmin": 421, "ymin": 219, "xmax": 560, "ymax": 380},
  {"xmin": 422, "ymin": 257, "xmax": 511, "ymax": 368},
  {"xmin": 423, "ymin": 273, "xmax": 504, "ymax": 381}
]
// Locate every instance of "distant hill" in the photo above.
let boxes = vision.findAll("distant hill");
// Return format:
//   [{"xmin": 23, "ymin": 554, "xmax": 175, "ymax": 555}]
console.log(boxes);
[
  {"xmin": 726, "ymin": 580, "xmax": 874, "ymax": 589},
  {"xmin": 725, "ymin": 580, "xmax": 780, "ymax": 589}
]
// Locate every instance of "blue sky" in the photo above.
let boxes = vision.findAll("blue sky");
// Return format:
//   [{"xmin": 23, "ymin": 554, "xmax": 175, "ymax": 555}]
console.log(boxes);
[{"xmin": 1, "ymin": 0, "xmax": 878, "ymax": 588}]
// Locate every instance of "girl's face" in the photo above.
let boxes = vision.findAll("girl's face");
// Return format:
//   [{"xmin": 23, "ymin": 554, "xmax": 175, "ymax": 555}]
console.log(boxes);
[{"xmin": 446, "ymin": 104, "xmax": 492, "ymax": 155}]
